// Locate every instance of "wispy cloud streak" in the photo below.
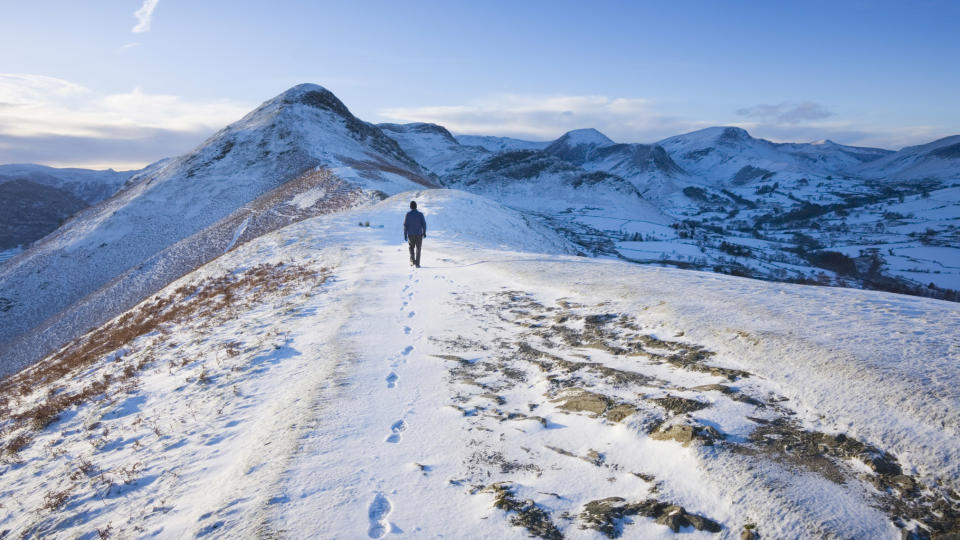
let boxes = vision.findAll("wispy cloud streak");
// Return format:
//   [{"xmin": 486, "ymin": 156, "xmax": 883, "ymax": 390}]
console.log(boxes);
[
  {"xmin": 380, "ymin": 94, "xmax": 699, "ymax": 143},
  {"xmin": 736, "ymin": 101, "xmax": 833, "ymax": 124},
  {"xmin": 132, "ymin": 0, "xmax": 159, "ymax": 33}
]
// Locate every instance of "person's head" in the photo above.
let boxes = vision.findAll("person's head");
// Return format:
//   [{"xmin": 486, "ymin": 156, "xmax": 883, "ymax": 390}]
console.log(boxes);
[{"xmin": 410, "ymin": 201, "xmax": 417, "ymax": 210}]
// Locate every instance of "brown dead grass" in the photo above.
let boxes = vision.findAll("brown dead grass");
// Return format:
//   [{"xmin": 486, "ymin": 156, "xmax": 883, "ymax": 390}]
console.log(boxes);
[{"xmin": 0, "ymin": 262, "xmax": 326, "ymax": 454}]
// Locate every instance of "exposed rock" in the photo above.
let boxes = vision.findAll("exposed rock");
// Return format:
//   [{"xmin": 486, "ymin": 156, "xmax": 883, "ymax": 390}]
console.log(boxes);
[
  {"xmin": 552, "ymin": 389, "xmax": 611, "ymax": 416},
  {"xmin": 650, "ymin": 422, "xmax": 723, "ymax": 447},
  {"xmin": 692, "ymin": 383, "xmax": 734, "ymax": 394},
  {"xmin": 478, "ymin": 393, "xmax": 506, "ymax": 405},
  {"xmin": 582, "ymin": 449, "xmax": 605, "ymax": 467},
  {"xmin": 579, "ymin": 496, "xmax": 722, "ymax": 537},
  {"xmin": 545, "ymin": 445, "xmax": 577, "ymax": 458},
  {"xmin": 483, "ymin": 482, "xmax": 562, "ymax": 540},
  {"xmin": 604, "ymin": 404, "xmax": 638, "ymax": 422},
  {"xmin": 651, "ymin": 395, "xmax": 709, "ymax": 414}
]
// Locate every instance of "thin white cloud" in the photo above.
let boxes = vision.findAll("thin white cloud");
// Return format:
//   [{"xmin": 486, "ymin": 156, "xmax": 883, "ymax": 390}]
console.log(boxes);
[
  {"xmin": 132, "ymin": 0, "xmax": 159, "ymax": 33},
  {"xmin": 381, "ymin": 93, "xmax": 951, "ymax": 150},
  {"xmin": 0, "ymin": 73, "xmax": 253, "ymax": 168},
  {"xmin": 736, "ymin": 101, "xmax": 833, "ymax": 124},
  {"xmin": 0, "ymin": 74, "xmax": 250, "ymax": 138},
  {"xmin": 120, "ymin": 42, "xmax": 142, "ymax": 50},
  {"xmin": 379, "ymin": 94, "xmax": 697, "ymax": 143}
]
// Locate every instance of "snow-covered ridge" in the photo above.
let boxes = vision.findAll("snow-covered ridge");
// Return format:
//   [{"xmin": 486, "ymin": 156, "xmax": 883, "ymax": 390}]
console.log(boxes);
[
  {"xmin": 856, "ymin": 134, "xmax": 960, "ymax": 181},
  {"xmin": 0, "ymin": 189, "xmax": 956, "ymax": 539},
  {"xmin": 454, "ymin": 134, "xmax": 551, "ymax": 153},
  {"xmin": 4, "ymin": 83, "xmax": 959, "ymax": 384},
  {"xmin": 0, "ymin": 84, "xmax": 438, "ymax": 378}
]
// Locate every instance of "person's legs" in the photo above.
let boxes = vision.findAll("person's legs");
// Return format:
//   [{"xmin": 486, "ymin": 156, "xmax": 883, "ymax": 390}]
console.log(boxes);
[
  {"xmin": 413, "ymin": 235, "xmax": 423, "ymax": 266},
  {"xmin": 408, "ymin": 236, "xmax": 416, "ymax": 264}
]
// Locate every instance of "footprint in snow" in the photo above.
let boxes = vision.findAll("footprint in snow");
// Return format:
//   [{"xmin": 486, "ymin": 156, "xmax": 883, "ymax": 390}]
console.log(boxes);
[
  {"xmin": 385, "ymin": 419, "xmax": 406, "ymax": 443},
  {"xmin": 407, "ymin": 311, "xmax": 415, "ymax": 318},
  {"xmin": 386, "ymin": 372, "xmax": 398, "ymax": 388},
  {"xmin": 367, "ymin": 492, "xmax": 392, "ymax": 539},
  {"xmin": 401, "ymin": 346, "xmax": 413, "ymax": 356},
  {"xmin": 403, "ymin": 326, "xmax": 411, "ymax": 334}
]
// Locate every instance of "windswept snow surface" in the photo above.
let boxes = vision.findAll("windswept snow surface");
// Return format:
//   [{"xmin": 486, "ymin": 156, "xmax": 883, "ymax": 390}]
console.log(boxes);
[{"xmin": 1, "ymin": 189, "xmax": 957, "ymax": 539}]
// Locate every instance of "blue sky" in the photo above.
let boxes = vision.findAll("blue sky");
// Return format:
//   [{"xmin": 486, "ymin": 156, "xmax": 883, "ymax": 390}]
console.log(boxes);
[{"xmin": 1, "ymin": 0, "xmax": 958, "ymax": 169}]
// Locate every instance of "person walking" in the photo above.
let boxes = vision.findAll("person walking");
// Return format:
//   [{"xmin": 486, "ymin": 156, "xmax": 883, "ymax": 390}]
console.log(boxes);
[{"xmin": 403, "ymin": 201, "xmax": 427, "ymax": 268}]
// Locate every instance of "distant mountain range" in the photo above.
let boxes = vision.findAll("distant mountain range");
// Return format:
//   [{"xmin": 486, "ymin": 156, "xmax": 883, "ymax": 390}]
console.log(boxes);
[{"xmin": 1, "ymin": 83, "xmax": 958, "ymax": 376}]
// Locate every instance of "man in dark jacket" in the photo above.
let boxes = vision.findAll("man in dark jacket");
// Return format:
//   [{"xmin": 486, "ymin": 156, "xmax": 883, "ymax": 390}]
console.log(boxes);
[{"xmin": 403, "ymin": 201, "xmax": 427, "ymax": 268}]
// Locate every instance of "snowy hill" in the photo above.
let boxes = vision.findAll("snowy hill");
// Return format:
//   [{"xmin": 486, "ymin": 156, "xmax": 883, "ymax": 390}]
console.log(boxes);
[
  {"xmin": 4, "ymin": 84, "xmax": 958, "ymax": 387},
  {"xmin": 543, "ymin": 128, "xmax": 616, "ymax": 164},
  {"xmin": 379, "ymin": 122, "xmax": 488, "ymax": 177},
  {"xmin": 656, "ymin": 127, "xmax": 892, "ymax": 185},
  {"xmin": 0, "ymin": 189, "xmax": 956, "ymax": 539},
  {"xmin": 455, "ymin": 134, "xmax": 551, "ymax": 153},
  {"xmin": 0, "ymin": 84, "xmax": 435, "ymax": 378},
  {"xmin": 0, "ymin": 163, "xmax": 135, "ymax": 205},
  {"xmin": 856, "ymin": 135, "xmax": 960, "ymax": 181},
  {"xmin": 348, "ymin": 114, "xmax": 960, "ymax": 300},
  {"xmin": 0, "ymin": 164, "xmax": 137, "ymax": 252},
  {"xmin": 0, "ymin": 179, "xmax": 88, "ymax": 250}
]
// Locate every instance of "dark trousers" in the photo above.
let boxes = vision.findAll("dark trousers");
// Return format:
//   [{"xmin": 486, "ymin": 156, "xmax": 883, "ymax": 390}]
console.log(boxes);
[{"xmin": 407, "ymin": 235, "xmax": 423, "ymax": 265}]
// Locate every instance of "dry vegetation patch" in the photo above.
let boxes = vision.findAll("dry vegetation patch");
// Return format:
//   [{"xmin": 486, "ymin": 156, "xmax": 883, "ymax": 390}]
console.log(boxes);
[{"xmin": 0, "ymin": 262, "xmax": 327, "ymax": 455}]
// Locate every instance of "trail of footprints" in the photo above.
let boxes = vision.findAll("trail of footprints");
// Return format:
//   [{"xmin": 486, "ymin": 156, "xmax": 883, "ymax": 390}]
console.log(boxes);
[{"xmin": 368, "ymin": 274, "xmax": 422, "ymax": 536}]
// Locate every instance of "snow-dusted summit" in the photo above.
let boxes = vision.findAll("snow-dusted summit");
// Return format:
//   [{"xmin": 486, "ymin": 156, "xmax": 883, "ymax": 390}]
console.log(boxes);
[
  {"xmin": 657, "ymin": 126, "xmax": 893, "ymax": 185},
  {"xmin": 0, "ymin": 83, "xmax": 435, "ymax": 377}
]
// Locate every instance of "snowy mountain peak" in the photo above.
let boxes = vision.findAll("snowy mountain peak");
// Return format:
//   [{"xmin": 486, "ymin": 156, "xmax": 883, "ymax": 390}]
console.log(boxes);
[
  {"xmin": 544, "ymin": 129, "xmax": 616, "ymax": 165},
  {"xmin": 552, "ymin": 128, "xmax": 615, "ymax": 147},
  {"xmin": 716, "ymin": 126, "xmax": 753, "ymax": 144},
  {"xmin": 277, "ymin": 84, "xmax": 353, "ymax": 118}
]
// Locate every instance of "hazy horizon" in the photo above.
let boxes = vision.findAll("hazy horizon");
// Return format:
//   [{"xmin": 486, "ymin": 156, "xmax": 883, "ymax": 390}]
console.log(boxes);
[{"xmin": 2, "ymin": 0, "xmax": 958, "ymax": 169}]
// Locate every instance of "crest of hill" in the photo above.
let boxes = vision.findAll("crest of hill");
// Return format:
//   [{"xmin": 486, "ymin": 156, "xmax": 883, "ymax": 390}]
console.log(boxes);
[
  {"xmin": 0, "ymin": 83, "xmax": 435, "ymax": 377},
  {"xmin": 543, "ymin": 128, "xmax": 616, "ymax": 165},
  {"xmin": 0, "ymin": 164, "xmax": 134, "ymax": 204},
  {"xmin": 856, "ymin": 134, "xmax": 960, "ymax": 181},
  {"xmin": 378, "ymin": 122, "xmax": 488, "ymax": 177},
  {"xmin": 657, "ymin": 126, "xmax": 895, "ymax": 184},
  {"xmin": 454, "ymin": 134, "xmax": 551, "ymax": 153}
]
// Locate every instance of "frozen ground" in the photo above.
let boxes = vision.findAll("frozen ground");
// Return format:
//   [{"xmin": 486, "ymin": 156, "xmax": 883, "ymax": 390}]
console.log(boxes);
[{"xmin": 1, "ymin": 190, "xmax": 957, "ymax": 539}]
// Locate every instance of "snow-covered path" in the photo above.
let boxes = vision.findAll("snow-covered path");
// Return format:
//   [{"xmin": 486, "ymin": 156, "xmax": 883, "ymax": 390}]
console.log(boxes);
[{"xmin": 1, "ymin": 190, "xmax": 958, "ymax": 539}]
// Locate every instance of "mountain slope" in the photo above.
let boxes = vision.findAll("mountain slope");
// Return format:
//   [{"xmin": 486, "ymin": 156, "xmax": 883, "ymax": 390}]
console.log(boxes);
[
  {"xmin": 0, "ymin": 190, "xmax": 956, "ymax": 539},
  {"xmin": 657, "ymin": 126, "xmax": 893, "ymax": 184},
  {"xmin": 0, "ymin": 180, "xmax": 88, "ymax": 250},
  {"xmin": 0, "ymin": 163, "xmax": 134, "ymax": 205},
  {"xmin": 455, "ymin": 134, "xmax": 551, "ymax": 153},
  {"xmin": 856, "ymin": 135, "xmax": 960, "ymax": 181},
  {"xmin": 379, "ymin": 122, "xmax": 488, "ymax": 177},
  {"xmin": 0, "ymin": 84, "xmax": 435, "ymax": 377}
]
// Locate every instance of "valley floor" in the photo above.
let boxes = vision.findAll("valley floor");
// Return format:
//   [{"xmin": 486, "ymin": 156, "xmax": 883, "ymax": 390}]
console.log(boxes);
[{"xmin": 1, "ymin": 191, "xmax": 958, "ymax": 539}]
